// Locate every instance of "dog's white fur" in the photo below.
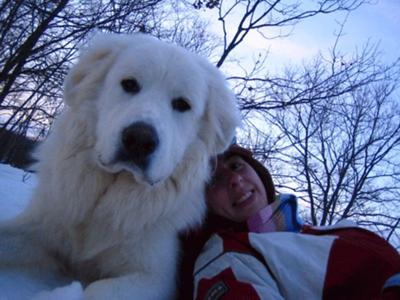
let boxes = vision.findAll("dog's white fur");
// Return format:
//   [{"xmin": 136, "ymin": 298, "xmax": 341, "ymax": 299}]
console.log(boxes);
[{"xmin": 0, "ymin": 34, "xmax": 239, "ymax": 299}]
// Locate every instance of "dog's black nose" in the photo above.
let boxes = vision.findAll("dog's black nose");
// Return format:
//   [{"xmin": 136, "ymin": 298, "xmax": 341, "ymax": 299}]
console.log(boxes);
[{"xmin": 119, "ymin": 122, "xmax": 159, "ymax": 169}]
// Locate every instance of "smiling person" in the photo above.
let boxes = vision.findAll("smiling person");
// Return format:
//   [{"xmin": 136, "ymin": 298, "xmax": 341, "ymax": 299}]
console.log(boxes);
[{"xmin": 178, "ymin": 144, "xmax": 400, "ymax": 300}]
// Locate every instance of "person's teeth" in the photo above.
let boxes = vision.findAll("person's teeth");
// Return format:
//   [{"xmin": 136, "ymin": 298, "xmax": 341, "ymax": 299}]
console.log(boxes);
[{"xmin": 237, "ymin": 191, "xmax": 252, "ymax": 204}]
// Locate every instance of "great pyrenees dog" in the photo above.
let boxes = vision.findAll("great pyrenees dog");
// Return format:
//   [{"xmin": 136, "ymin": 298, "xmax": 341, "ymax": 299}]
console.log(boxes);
[{"xmin": 0, "ymin": 33, "xmax": 239, "ymax": 299}]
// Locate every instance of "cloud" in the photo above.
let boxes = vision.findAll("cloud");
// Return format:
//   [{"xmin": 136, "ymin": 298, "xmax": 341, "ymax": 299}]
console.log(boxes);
[
  {"xmin": 267, "ymin": 38, "xmax": 319, "ymax": 62},
  {"xmin": 235, "ymin": 30, "xmax": 319, "ymax": 65}
]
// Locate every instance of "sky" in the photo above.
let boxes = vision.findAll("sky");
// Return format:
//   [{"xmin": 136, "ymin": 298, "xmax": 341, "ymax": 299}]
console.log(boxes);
[
  {"xmin": 267, "ymin": 0, "xmax": 400, "ymax": 66},
  {"xmin": 202, "ymin": 0, "xmax": 400, "ymax": 74}
]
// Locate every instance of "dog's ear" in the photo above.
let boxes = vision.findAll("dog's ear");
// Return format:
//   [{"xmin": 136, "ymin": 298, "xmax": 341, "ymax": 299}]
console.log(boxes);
[
  {"xmin": 63, "ymin": 34, "xmax": 125, "ymax": 107},
  {"xmin": 200, "ymin": 64, "xmax": 241, "ymax": 155}
]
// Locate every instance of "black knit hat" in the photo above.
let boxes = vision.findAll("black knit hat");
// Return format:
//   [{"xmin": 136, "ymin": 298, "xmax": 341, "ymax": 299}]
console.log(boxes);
[{"xmin": 212, "ymin": 144, "xmax": 276, "ymax": 204}]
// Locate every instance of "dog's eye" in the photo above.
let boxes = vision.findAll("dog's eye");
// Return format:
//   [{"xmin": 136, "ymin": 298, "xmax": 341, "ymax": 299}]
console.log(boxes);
[
  {"xmin": 172, "ymin": 97, "xmax": 191, "ymax": 112},
  {"xmin": 121, "ymin": 78, "xmax": 141, "ymax": 94}
]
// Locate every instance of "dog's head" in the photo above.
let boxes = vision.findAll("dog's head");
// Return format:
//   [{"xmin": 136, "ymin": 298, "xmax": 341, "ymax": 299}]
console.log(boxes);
[{"xmin": 64, "ymin": 33, "xmax": 240, "ymax": 184}]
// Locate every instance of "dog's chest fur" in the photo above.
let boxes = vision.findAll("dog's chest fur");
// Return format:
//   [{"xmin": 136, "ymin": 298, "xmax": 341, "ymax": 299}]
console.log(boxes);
[{"xmin": 36, "ymin": 160, "xmax": 201, "ymax": 283}]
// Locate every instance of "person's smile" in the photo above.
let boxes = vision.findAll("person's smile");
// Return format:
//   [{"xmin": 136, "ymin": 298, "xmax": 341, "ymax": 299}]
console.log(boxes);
[{"xmin": 232, "ymin": 189, "xmax": 255, "ymax": 208}]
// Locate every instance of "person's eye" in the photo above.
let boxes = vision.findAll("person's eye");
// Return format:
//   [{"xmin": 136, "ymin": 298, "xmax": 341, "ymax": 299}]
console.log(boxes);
[{"xmin": 229, "ymin": 161, "xmax": 243, "ymax": 171}]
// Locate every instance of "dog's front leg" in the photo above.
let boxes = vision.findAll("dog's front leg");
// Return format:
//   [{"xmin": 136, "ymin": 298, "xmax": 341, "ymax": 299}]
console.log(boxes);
[
  {"xmin": 83, "ymin": 272, "xmax": 176, "ymax": 300},
  {"xmin": 0, "ymin": 223, "xmax": 53, "ymax": 269},
  {"xmin": 0, "ymin": 223, "xmax": 69, "ymax": 298}
]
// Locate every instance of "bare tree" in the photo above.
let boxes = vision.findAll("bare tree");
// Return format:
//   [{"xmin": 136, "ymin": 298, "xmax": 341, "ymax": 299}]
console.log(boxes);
[
  {"xmin": 245, "ymin": 41, "xmax": 400, "ymax": 248},
  {"xmin": 0, "ymin": 0, "xmax": 162, "ymax": 105},
  {"xmin": 194, "ymin": 0, "xmax": 367, "ymax": 68}
]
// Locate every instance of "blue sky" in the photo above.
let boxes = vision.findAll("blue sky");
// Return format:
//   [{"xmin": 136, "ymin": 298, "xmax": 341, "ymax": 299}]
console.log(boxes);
[
  {"xmin": 288, "ymin": 0, "xmax": 400, "ymax": 62},
  {"xmin": 207, "ymin": 0, "xmax": 400, "ymax": 74}
]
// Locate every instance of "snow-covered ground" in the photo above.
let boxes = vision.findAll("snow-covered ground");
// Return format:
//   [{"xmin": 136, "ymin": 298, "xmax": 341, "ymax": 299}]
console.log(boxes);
[
  {"xmin": 0, "ymin": 164, "xmax": 83, "ymax": 300},
  {"xmin": 0, "ymin": 164, "xmax": 34, "ymax": 221}
]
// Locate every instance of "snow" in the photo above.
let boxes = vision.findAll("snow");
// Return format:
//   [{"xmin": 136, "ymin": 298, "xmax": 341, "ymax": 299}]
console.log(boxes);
[
  {"xmin": 0, "ymin": 164, "xmax": 84, "ymax": 300},
  {"xmin": 0, "ymin": 164, "xmax": 33, "ymax": 221}
]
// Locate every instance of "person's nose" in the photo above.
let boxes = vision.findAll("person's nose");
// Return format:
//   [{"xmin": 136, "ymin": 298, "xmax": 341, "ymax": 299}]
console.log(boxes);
[{"xmin": 227, "ymin": 171, "xmax": 243, "ymax": 190}]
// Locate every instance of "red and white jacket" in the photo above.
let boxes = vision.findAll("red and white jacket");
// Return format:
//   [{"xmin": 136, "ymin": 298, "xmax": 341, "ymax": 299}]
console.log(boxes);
[{"xmin": 193, "ymin": 201, "xmax": 400, "ymax": 300}]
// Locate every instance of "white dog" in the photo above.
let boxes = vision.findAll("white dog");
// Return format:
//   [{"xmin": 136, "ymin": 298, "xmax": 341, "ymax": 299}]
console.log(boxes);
[{"xmin": 0, "ymin": 34, "xmax": 239, "ymax": 299}]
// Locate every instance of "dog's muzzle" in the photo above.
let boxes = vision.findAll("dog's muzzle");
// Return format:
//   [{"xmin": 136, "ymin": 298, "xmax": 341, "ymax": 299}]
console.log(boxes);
[{"xmin": 116, "ymin": 121, "xmax": 159, "ymax": 170}]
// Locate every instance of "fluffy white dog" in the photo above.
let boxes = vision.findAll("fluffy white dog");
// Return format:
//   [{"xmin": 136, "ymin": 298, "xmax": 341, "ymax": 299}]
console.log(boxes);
[{"xmin": 0, "ymin": 34, "xmax": 239, "ymax": 299}]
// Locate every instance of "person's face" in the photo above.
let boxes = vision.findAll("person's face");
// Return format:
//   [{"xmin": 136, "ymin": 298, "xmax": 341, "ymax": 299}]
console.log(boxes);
[{"xmin": 206, "ymin": 155, "xmax": 268, "ymax": 222}]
